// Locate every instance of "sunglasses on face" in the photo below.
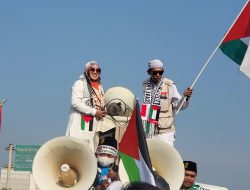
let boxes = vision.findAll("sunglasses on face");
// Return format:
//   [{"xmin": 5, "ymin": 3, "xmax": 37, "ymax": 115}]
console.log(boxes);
[
  {"xmin": 89, "ymin": 67, "xmax": 101, "ymax": 73},
  {"xmin": 152, "ymin": 70, "xmax": 164, "ymax": 76}
]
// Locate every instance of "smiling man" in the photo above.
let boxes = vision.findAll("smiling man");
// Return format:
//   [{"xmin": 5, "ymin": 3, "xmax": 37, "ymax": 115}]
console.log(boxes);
[{"xmin": 181, "ymin": 161, "xmax": 208, "ymax": 190}]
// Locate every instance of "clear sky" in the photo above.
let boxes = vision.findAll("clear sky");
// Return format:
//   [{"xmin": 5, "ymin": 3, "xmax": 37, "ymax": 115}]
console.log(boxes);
[{"xmin": 0, "ymin": 1, "xmax": 249, "ymax": 189}]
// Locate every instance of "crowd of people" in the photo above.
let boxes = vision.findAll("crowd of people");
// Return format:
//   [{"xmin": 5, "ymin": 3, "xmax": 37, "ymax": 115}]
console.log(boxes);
[{"xmin": 64, "ymin": 60, "xmax": 202, "ymax": 190}]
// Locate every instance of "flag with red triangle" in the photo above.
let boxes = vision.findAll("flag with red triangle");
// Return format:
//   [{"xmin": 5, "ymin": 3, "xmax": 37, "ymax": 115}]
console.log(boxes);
[
  {"xmin": 118, "ymin": 101, "xmax": 155, "ymax": 185},
  {"xmin": 81, "ymin": 115, "xmax": 93, "ymax": 131},
  {"xmin": 220, "ymin": 0, "xmax": 250, "ymax": 78}
]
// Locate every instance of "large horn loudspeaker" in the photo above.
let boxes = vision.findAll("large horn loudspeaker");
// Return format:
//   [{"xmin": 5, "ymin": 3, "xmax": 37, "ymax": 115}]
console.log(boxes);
[
  {"xmin": 32, "ymin": 136, "xmax": 97, "ymax": 190},
  {"xmin": 147, "ymin": 139, "xmax": 184, "ymax": 190},
  {"xmin": 104, "ymin": 86, "xmax": 135, "ymax": 117}
]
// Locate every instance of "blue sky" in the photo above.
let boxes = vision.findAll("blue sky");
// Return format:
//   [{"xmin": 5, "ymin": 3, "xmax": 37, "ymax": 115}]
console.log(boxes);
[{"xmin": 0, "ymin": 1, "xmax": 249, "ymax": 189}]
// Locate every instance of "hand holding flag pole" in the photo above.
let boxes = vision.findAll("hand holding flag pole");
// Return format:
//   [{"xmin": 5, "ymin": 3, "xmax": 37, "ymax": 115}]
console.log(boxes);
[
  {"xmin": 0, "ymin": 99, "xmax": 7, "ymax": 105},
  {"xmin": 176, "ymin": 0, "xmax": 250, "ymax": 114}
]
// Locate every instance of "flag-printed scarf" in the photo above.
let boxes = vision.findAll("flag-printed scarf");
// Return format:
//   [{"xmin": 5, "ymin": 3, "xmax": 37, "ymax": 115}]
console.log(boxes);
[
  {"xmin": 80, "ymin": 76, "xmax": 104, "ymax": 132},
  {"xmin": 220, "ymin": 1, "xmax": 250, "ymax": 78},
  {"xmin": 141, "ymin": 78, "xmax": 163, "ymax": 136},
  {"xmin": 146, "ymin": 105, "xmax": 160, "ymax": 134}
]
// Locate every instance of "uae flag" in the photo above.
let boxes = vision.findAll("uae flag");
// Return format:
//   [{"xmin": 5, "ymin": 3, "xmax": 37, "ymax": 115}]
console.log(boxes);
[
  {"xmin": 220, "ymin": 0, "xmax": 250, "ymax": 78},
  {"xmin": 118, "ymin": 101, "xmax": 155, "ymax": 185}
]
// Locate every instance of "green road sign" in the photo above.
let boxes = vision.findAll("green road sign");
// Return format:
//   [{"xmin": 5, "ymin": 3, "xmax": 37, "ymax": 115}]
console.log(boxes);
[{"xmin": 14, "ymin": 145, "xmax": 41, "ymax": 171}]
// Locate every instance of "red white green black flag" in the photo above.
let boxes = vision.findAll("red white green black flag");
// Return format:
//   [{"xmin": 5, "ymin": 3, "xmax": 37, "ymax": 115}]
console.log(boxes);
[
  {"xmin": 119, "ymin": 101, "xmax": 155, "ymax": 185},
  {"xmin": 220, "ymin": 0, "xmax": 250, "ymax": 78},
  {"xmin": 176, "ymin": 1, "xmax": 250, "ymax": 114}
]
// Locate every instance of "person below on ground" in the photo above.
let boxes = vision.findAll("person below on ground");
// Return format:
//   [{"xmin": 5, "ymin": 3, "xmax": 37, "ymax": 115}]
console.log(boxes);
[
  {"xmin": 180, "ymin": 161, "xmax": 208, "ymax": 190},
  {"xmin": 93, "ymin": 136, "xmax": 120, "ymax": 190}
]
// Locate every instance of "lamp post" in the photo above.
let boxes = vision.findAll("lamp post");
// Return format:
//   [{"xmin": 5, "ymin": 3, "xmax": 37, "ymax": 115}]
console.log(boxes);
[{"xmin": 5, "ymin": 144, "xmax": 15, "ymax": 190}]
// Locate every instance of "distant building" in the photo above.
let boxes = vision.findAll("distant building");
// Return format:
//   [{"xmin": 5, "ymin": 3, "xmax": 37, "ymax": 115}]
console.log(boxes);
[
  {"xmin": 0, "ymin": 167, "xmax": 30, "ymax": 190},
  {"xmin": 0, "ymin": 144, "xmax": 41, "ymax": 190},
  {"xmin": 0, "ymin": 167, "xmax": 39, "ymax": 190}
]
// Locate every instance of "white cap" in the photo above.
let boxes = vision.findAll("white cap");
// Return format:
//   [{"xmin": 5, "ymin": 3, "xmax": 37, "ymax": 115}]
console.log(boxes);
[{"xmin": 148, "ymin": 59, "xmax": 164, "ymax": 69}]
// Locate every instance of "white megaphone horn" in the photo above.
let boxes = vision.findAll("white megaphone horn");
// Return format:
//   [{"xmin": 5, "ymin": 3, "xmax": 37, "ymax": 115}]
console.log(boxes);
[
  {"xmin": 147, "ymin": 139, "xmax": 184, "ymax": 190},
  {"xmin": 99, "ymin": 86, "xmax": 136, "ymax": 142},
  {"xmin": 32, "ymin": 136, "xmax": 97, "ymax": 190},
  {"xmin": 104, "ymin": 86, "xmax": 135, "ymax": 117},
  {"xmin": 118, "ymin": 138, "xmax": 184, "ymax": 190}
]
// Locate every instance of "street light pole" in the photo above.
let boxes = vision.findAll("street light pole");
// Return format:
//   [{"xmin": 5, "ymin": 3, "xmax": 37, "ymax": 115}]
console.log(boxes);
[{"xmin": 5, "ymin": 144, "xmax": 15, "ymax": 190}]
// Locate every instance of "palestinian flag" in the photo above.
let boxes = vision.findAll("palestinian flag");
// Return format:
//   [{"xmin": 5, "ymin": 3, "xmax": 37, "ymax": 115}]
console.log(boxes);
[
  {"xmin": 220, "ymin": 0, "xmax": 250, "ymax": 78},
  {"xmin": 118, "ymin": 101, "xmax": 155, "ymax": 185},
  {"xmin": 81, "ymin": 115, "xmax": 93, "ymax": 131},
  {"xmin": 148, "ymin": 105, "xmax": 160, "ymax": 124},
  {"xmin": 146, "ymin": 105, "xmax": 160, "ymax": 135}
]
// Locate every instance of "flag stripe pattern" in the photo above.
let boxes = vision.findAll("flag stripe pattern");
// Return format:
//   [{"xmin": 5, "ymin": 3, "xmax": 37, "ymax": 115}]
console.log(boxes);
[
  {"xmin": 81, "ymin": 115, "xmax": 93, "ymax": 131},
  {"xmin": 220, "ymin": 1, "xmax": 250, "ymax": 77},
  {"xmin": 146, "ymin": 105, "xmax": 160, "ymax": 135},
  {"xmin": 241, "ymin": 39, "xmax": 250, "ymax": 75},
  {"xmin": 220, "ymin": 39, "xmax": 248, "ymax": 65},
  {"xmin": 119, "ymin": 152, "xmax": 141, "ymax": 181},
  {"xmin": 141, "ymin": 103, "xmax": 150, "ymax": 121},
  {"xmin": 222, "ymin": 1, "xmax": 250, "ymax": 44},
  {"xmin": 119, "ymin": 101, "xmax": 155, "ymax": 185},
  {"xmin": 148, "ymin": 105, "xmax": 160, "ymax": 121}
]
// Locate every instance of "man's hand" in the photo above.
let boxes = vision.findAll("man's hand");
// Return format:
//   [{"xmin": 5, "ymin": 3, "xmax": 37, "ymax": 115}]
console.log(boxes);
[{"xmin": 183, "ymin": 88, "xmax": 193, "ymax": 100}]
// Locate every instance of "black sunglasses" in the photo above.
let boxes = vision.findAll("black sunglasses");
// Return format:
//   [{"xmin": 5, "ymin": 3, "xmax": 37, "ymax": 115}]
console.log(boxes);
[
  {"xmin": 90, "ymin": 68, "xmax": 101, "ymax": 73},
  {"xmin": 152, "ymin": 70, "xmax": 164, "ymax": 76}
]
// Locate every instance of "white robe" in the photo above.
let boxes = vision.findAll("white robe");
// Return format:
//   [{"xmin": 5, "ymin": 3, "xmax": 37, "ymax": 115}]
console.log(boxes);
[{"xmin": 65, "ymin": 76, "xmax": 104, "ymax": 152}]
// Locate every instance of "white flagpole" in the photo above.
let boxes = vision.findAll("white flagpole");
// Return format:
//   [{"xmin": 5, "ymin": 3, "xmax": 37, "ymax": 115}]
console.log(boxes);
[
  {"xmin": 0, "ymin": 99, "xmax": 7, "ymax": 105},
  {"xmin": 176, "ymin": 0, "xmax": 250, "ymax": 114}
]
